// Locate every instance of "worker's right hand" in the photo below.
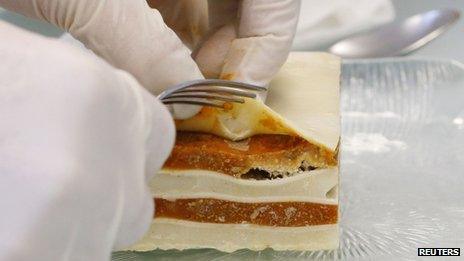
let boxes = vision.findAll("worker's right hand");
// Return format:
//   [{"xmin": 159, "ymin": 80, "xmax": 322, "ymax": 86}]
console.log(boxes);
[
  {"xmin": 0, "ymin": 0, "xmax": 204, "ymax": 119},
  {"xmin": 0, "ymin": 21, "xmax": 174, "ymax": 260},
  {"xmin": 150, "ymin": 0, "xmax": 301, "ymax": 90}
]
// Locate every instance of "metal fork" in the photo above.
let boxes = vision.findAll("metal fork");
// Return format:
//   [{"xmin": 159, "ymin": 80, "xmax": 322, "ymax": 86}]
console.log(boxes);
[{"xmin": 158, "ymin": 79, "xmax": 266, "ymax": 108}]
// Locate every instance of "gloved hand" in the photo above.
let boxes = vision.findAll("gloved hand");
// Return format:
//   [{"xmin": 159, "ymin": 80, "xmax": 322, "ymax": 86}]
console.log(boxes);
[
  {"xmin": 150, "ymin": 0, "xmax": 301, "ymax": 91},
  {"xmin": 0, "ymin": 21, "xmax": 174, "ymax": 260},
  {"xmin": 0, "ymin": 0, "xmax": 204, "ymax": 119}
]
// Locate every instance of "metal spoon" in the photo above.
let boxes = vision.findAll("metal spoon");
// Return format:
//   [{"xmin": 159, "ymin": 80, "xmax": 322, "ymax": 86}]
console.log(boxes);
[{"xmin": 329, "ymin": 9, "xmax": 460, "ymax": 59}]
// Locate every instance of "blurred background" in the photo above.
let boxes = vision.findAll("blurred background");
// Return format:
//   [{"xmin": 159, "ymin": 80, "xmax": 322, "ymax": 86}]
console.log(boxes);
[{"xmin": 1, "ymin": 0, "xmax": 462, "ymax": 62}]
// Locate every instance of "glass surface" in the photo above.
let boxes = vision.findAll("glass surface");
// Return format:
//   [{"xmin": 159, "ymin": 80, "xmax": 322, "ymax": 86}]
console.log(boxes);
[{"xmin": 113, "ymin": 58, "xmax": 464, "ymax": 261}]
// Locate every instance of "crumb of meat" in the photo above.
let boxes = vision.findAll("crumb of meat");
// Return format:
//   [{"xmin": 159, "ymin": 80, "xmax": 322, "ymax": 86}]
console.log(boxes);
[{"xmin": 241, "ymin": 160, "xmax": 317, "ymax": 180}]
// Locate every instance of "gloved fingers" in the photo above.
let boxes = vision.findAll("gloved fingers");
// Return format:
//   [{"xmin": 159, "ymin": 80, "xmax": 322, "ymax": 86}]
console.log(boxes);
[
  {"xmin": 110, "ymin": 73, "xmax": 177, "ymax": 248},
  {"xmin": 238, "ymin": 0, "xmax": 301, "ymax": 40},
  {"xmin": 147, "ymin": 0, "xmax": 209, "ymax": 49},
  {"xmin": 192, "ymin": 0, "xmax": 238, "ymax": 79},
  {"xmin": 0, "ymin": 0, "xmax": 205, "ymax": 96},
  {"xmin": 104, "ymin": 70, "xmax": 175, "ymax": 247},
  {"xmin": 138, "ymin": 85, "xmax": 176, "ymax": 181},
  {"xmin": 193, "ymin": 23, "xmax": 236, "ymax": 79},
  {"xmin": 196, "ymin": 0, "xmax": 300, "ymax": 88},
  {"xmin": 226, "ymin": 0, "xmax": 301, "ymax": 86}
]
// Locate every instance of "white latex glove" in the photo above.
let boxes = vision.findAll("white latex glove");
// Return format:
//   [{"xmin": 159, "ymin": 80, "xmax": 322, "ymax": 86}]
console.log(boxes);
[
  {"xmin": 0, "ymin": 0, "xmax": 204, "ymax": 119},
  {"xmin": 0, "ymin": 21, "xmax": 174, "ymax": 261},
  {"xmin": 149, "ymin": 0, "xmax": 301, "ymax": 92}
]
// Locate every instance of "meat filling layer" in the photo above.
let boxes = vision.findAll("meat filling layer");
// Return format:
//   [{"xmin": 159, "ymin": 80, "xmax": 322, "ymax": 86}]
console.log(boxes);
[
  {"xmin": 155, "ymin": 198, "xmax": 338, "ymax": 227},
  {"xmin": 164, "ymin": 132, "xmax": 337, "ymax": 178}
]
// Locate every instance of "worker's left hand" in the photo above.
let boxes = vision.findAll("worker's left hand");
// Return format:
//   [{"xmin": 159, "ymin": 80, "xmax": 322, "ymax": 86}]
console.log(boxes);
[{"xmin": 0, "ymin": 21, "xmax": 174, "ymax": 260}]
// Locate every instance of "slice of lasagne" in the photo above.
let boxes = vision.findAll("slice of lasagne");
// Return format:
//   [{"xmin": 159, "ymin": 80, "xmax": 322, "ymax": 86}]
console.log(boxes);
[{"xmin": 129, "ymin": 52, "xmax": 341, "ymax": 252}]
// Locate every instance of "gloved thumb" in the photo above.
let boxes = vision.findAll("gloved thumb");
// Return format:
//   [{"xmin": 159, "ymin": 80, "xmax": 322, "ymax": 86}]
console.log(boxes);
[
  {"xmin": 140, "ymin": 89, "xmax": 176, "ymax": 181},
  {"xmin": 106, "ymin": 71, "xmax": 176, "ymax": 248}
]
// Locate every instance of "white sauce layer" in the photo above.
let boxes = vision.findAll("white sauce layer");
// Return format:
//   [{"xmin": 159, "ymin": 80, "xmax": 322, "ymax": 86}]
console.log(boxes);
[
  {"xmin": 150, "ymin": 168, "xmax": 338, "ymax": 204},
  {"xmin": 129, "ymin": 218, "xmax": 339, "ymax": 252}
]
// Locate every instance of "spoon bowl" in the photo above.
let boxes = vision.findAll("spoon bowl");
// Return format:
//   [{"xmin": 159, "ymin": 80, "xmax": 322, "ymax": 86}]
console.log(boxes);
[{"xmin": 329, "ymin": 9, "xmax": 460, "ymax": 59}]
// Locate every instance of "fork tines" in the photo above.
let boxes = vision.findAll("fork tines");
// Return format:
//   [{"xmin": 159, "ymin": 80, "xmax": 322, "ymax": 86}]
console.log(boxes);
[{"xmin": 158, "ymin": 79, "xmax": 266, "ymax": 107}]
